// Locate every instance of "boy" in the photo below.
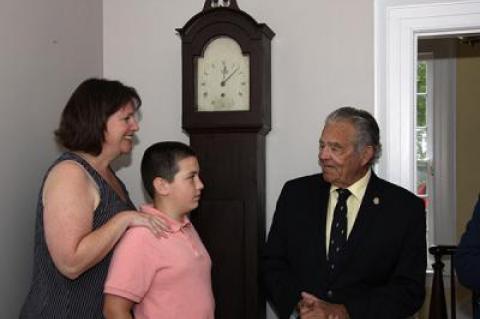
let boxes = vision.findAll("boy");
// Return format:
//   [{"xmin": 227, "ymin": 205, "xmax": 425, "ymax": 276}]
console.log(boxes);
[{"xmin": 103, "ymin": 141, "xmax": 214, "ymax": 319}]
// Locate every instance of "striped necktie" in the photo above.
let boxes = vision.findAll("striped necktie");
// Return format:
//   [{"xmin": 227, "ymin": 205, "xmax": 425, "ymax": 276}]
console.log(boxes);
[{"xmin": 328, "ymin": 188, "xmax": 351, "ymax": 271}]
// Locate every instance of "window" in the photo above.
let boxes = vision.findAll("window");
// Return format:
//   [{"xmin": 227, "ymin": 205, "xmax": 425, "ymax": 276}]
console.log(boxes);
[{"xmin": 415, "ymin": 58, "xmax": 435, "ymax": 269}]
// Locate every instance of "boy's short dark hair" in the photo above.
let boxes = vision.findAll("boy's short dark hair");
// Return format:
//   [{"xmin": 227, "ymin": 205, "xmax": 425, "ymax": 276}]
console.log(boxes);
[
  {"xmin": 55, "ymin": 78, "xmax": 141, "ymax": 156},
  {"xmin": 141, "ymin": 141, "xmax": 197, "ymax": 198}
]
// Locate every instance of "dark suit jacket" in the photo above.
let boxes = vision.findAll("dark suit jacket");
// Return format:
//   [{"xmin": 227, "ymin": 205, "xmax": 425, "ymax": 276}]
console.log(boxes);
[
  {"xmin": 456, "ymin": 199, "xmax": 480, "ymax": 288},
  {"xmin": 263, "ymin": 172, "xmax": 426, "ymax": 319},
  {"xmin": 455, "ymin": 199, "xmax": 480, "ymax": 319}
]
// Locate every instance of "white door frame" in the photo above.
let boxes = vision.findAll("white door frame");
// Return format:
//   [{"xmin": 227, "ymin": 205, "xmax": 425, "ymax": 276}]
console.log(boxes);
[{"xmin": 374, "ymin": 0, "xmax": 480, "ymax": 190}]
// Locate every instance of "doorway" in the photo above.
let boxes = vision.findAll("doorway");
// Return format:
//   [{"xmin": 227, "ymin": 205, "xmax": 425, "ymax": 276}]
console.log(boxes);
[
  {"xmin": 375, "ymin": 1, "xmax": 480, "ymax": 318},
  {"xmin": 416, "ymin": 35, "xmax": 480, "ymax": 318}
]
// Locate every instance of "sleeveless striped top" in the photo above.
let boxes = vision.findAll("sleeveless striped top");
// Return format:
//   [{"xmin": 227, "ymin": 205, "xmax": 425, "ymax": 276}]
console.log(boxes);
[{"xmin": 20, "ymin": 152, "xmax": 136, "ymax": 318}]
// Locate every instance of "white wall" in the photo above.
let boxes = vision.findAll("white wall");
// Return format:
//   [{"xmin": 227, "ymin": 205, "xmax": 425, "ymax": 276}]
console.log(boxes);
[
  {"xmin": 0, "ymin": 0, "xmax": 102, "ymax": 317},
  {"xmin": 104, "ymin": 1, "xmax": 374, "ymax": 318}
]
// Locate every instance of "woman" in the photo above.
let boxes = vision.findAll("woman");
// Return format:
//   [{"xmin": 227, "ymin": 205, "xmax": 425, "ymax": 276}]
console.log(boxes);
[{"xmin": 20, "ymin": 78, "xmax": 166, "ymax": 318}]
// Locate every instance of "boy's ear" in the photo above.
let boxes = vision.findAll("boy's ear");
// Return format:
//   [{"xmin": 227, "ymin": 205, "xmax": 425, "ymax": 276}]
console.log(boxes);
[{"xmin": 152, "ymin": 177, "xmax": 170, "ymax": 196}]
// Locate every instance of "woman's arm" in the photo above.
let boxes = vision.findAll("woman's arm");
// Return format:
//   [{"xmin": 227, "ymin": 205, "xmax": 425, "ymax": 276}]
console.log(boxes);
[
  {"xmin": 103, "ymin": 294, "xmax": 134, "ymax": 319},
  {"xmin": 43, "ymin": 160, "xmax": 166, "ymax": 279}
]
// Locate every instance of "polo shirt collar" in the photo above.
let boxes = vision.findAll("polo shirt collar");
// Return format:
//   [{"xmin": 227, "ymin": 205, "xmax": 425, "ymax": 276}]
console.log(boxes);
[{"xmin": 140, "ymin": 204, "xmax": 191, "ymax": 233}]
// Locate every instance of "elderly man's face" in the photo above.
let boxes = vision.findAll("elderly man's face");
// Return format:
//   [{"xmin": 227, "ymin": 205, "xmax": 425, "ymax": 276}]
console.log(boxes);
[{"xmin": 318, "ymin": 121, "xmax": 373, "ymax": 188}]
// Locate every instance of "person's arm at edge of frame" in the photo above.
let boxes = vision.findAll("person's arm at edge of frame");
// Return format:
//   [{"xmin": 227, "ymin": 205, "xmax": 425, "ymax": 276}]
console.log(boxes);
[
  {"xmin": 343, "ymin": 195, "xmax": 427, "ymax": 317},
  {"xmin": 103, "ymin": 294, "xmax": 134, "ymax": 319},
  {"xmin": 43, "ymin": 161, "xmax": 167, "ymax": 280},
  {"xmin": 263, "ymin": 181, "xmax": 302, "ymax": 318},
  {"xmin": 455, "ymin": 199, "xmax": 480, "ymax": 290}
]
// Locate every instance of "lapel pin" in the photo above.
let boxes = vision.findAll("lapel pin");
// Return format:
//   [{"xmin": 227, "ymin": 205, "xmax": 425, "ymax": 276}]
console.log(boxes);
[{"xmin": 373, "ymin": 197, "xmax": 380, "ymax": 205}]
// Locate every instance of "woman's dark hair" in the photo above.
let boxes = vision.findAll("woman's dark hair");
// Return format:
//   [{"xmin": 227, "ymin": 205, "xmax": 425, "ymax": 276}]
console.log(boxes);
[
  {"xmin": 55, "ymin": 78, "xmax": 141, "ymax": 155},
  {"xmin": 141, "ymin": 141, "xmax": 197, "ymax": 199}
]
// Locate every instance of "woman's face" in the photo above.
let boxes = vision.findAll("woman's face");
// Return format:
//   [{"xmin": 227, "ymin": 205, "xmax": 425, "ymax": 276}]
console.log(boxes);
[{"xmin": 103, "ymin": 101, "xmax": 139, "ymax": 157}]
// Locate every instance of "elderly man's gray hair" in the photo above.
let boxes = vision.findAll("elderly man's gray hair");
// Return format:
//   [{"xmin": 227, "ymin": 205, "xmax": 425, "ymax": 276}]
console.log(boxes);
[{"xmin": 325, "ymin": 106, "xmax": 382, "ymax": 165}]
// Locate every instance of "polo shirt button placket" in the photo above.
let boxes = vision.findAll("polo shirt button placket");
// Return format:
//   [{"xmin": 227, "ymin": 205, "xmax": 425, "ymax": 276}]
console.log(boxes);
[{"xmin": 182, "ymin": 228, "xmax": 201, "ymax": 256}]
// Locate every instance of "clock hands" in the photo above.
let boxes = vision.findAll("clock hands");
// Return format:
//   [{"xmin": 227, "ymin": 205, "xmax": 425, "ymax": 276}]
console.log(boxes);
[
  {"xmin": 221, "ymin": 63, "xmax": 228, "ymax": 81},
  {"xmin": 221, "ymin": 67, "xmax": 239, "ymax": 86}
]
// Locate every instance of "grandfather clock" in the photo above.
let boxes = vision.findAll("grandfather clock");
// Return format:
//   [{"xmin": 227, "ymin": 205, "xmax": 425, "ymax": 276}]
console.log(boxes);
[{"xmin": 177, "ymin": 1, "xmax": 274, "ymax": 318}]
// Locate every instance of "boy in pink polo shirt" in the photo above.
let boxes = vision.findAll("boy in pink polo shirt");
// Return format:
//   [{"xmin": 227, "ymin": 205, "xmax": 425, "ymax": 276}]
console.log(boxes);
[{"xmin": 103, "ymin": 141, "xmax": 214, "ymax": 319}]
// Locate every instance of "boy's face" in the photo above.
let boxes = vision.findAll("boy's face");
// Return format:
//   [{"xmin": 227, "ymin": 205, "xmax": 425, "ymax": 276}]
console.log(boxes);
[{"xmin": 167, "ymin": 156, "xmax": 204, "ymax": 215}]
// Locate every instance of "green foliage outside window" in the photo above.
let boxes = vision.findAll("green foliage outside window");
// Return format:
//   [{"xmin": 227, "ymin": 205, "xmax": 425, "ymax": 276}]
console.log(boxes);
[
  {"xmin": 417, "ymin": 62, "xmax": 427, "ymax": 127},
  {"xmin": 417, "ymin": 62, "xmax": 427, "ymax": 93},
  {"xmin": 416, "ymin": 62, "xmax": 428, "ymax": 161}
]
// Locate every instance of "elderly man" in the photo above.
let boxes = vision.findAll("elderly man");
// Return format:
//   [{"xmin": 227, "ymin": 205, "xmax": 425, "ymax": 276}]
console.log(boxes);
[{"xmin": 263, "ymin": 107, "xmax": 426, "ymax": 319}]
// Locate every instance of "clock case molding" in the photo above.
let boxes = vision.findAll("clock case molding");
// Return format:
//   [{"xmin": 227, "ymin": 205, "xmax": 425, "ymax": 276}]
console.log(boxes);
[
  {"xmin": 177, "ymin": 0, "xmax": 274, "ymax": 133},
  {"xmin": 177, "ymin": 2, "xmax": 274, "ymax": 319}
]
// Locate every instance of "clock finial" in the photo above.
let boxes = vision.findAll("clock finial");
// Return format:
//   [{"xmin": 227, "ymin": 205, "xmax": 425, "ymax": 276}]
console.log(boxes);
[{"xmin": 203, "ymin": 0, "xmax": 239, "ymax": 11}]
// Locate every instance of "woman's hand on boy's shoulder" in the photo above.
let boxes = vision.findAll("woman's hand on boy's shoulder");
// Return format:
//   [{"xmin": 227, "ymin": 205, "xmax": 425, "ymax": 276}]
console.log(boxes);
[{"xmin": 120, "ymin": 210, "xmax": 169, "ymax": 238}]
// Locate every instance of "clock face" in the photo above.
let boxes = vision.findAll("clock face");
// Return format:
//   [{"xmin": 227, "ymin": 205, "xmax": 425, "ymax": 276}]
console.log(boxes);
[{"xmin": 196, "ymin": 36, "xmax": 250, "ymax": 112}]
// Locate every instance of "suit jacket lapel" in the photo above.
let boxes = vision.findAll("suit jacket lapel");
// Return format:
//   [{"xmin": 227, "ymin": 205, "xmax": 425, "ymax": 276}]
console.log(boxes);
[
  {"xmin": 328, "ymin": 173, "xmax": 383, "ymax": 282},
  {"xmin": 310, "ymin": 176, "xmax": 330, "ymax": 271},
  {"xmin": 344, "ymin": 173, "xmax": 383, "ymax": 262}
]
